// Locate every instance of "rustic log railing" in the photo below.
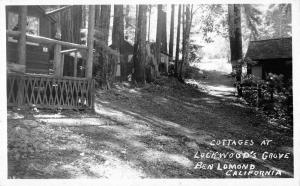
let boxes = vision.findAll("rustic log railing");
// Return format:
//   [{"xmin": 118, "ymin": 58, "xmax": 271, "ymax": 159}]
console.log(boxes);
[{"xmin": 7, "ymin": 73, "xmax": 95, "ymax": 109}]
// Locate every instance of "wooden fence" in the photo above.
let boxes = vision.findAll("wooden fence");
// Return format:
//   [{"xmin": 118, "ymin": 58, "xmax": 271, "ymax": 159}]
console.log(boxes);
[{"xmin": 7, "ymin": 73, "xmax": 95, "ymax": 110}]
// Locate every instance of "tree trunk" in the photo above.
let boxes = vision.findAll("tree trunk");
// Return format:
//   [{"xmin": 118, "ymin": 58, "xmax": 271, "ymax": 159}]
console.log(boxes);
[
  {"xmin": 161, "ymin": 6, "xmax": 168, "ymax": 54},
  {"xmin": 178, "ymin": 5, "xmax": 186, "ymax": 80},
  {"xmin": 133, "ymin": 5, "xmax": 147, "ymax": 84},
  {"xmin": 156, "ymin": 5, "xmax": 162, "ymax": 73},
  {"xmin": 124, "ymin": 5, "xmax": 130, "ymax": 39},
  {"xmin": 112, "ymin": 5, "xmax": 125, "ymax": 81},
  {"xmin": 94, "ymin": 5, "xmax": 111, "ymax": 89},
  {"xmin": 179, "ymin": 5, "xmax": 192, "ymax": 82},
  {"xmin": 175, "ymin": 5, "xmax": 181, "ymax": 77},
  {"xmin": 169, "ymin": 5, "xmax": 175, "ymax": 60},
  {"xmin": 59, "ymin": 5, "xmax": 83, "ymax": 76},
  {"xmin": 228, "ymin": 4, "xmax": 243, "ymax": 96},
  {"xmin": 148, "ymin": 5, "xmax": 151, "ymax": 41},
  {"xmin": 135, "ymin": 5, "xmax": 139, "ymax": 44},
  {"xmin": 60, "ymin": 5, "xmax": 82, "ymax": 44}
]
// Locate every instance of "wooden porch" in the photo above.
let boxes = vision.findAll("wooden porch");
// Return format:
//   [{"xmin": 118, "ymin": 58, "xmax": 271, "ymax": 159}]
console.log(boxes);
[{"xmin": 6, "ymin": 6, "xmax": 96, "ymax": 110}]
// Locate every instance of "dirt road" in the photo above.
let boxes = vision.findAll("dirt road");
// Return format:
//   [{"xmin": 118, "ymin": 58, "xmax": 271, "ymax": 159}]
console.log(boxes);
[{"xmin": 8, "ymin": 70, "xmax": 293, "ymax": 178}]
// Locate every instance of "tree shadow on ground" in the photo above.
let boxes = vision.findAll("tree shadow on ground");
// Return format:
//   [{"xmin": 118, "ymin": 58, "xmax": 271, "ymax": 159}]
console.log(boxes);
[{"xmin": 7, "ymin": 70, "xmax": 293, "ymax": 178}]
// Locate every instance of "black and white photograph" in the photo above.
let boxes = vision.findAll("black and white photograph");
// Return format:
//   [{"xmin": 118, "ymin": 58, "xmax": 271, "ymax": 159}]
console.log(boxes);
[{"xmin": 0, "ymin": 0, "xmax": 299, "ymax": 185}]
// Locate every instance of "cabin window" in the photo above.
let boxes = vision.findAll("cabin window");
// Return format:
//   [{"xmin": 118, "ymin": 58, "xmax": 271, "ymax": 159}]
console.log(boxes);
[{"xmin": 7, "ymin": 12, "xmax": 40, "ymax": 36}]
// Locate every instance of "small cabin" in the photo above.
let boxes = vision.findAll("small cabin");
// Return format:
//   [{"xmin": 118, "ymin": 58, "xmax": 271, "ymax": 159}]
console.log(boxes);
[
  {"xmin": 245, "ymin": 37, "xmax": 292, "ymax": 80},
  {"xmin": 6, "ymin": 6, "xmax": 56, "ymax": 74}
]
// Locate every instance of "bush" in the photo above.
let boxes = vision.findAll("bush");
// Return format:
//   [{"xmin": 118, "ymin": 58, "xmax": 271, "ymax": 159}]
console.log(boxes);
[{"xmin": 241, "ymin": 73, "xmax": 293, "ymax": 128}]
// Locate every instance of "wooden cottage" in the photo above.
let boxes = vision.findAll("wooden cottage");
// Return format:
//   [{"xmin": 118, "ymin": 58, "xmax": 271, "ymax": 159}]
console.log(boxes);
[
  {"xmin": 245, "ymin": 37, "xmax": 292, "ymax": 79},
  {"xmin": 6, "ymin": 5, "xmax": 100, "ymax": 110}
]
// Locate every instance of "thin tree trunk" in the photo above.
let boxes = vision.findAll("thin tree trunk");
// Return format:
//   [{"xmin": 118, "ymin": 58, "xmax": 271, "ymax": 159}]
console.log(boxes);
[
  {"xmin": 161, "ymin": 6, "xmax": 168, "ymax": 54},
  {"xmin": 134, "ymin": 5, "xmax": 139, "ymax": 45},
  {"xmin": 228, "ymin": 4, "xmax": 243, "ymax": 96},
  {"xmin": 175, "ymin": 5, "xmax": 181, "ymax": 77},
  {"xmin": 148, "ymin": 5, "xmax": 151, "ymax": 41},
  {"xmin": 179, "ymin": 5, "xmax": 186, "ymax": 80},
  {"xmin": 156, "ymin": 5, "xmax": 162, "ymax": 70},
  {"xmin": 133, "ymin": 5, "xmax": 147, "ymax": 84},
  {"xmin": 169, "ymin": 5, "xmax": 175, "ymax": 60},
  {"xmin": 125, "ymin": 5, "xmax": 130, "ymax": 38}
]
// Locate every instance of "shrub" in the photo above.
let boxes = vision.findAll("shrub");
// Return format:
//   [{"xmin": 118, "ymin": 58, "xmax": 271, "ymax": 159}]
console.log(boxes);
[{"xmin": 241, "ymin": 73, "xmax": 293, "ymax": 128}]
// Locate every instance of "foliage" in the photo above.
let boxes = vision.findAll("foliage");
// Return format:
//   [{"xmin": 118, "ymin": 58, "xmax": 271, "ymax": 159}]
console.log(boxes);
[
  {"xmin": 192, "ymin": 4, "xmax": 228, "ymax": 43},
  {"xmin": 242, "ymin": 4, "xmax": 262, "ymax": 40},
  {"xmin": 241, "ymin": 73, "xmax": 293, "ymax": 128},
  {"xmin": 124, "ymin": 5, "xmax": 137, "ymax": 45},
  {"xmin": 257, "ymin": 4, "xmax": 291, "ymax": 40},
  {"xmin": 188, "ymin": 42, "xmax": 204, "ymax": 63},
  {"xmin": 182, "ymin": 65, "xmax": 202, "ymax": 79}
]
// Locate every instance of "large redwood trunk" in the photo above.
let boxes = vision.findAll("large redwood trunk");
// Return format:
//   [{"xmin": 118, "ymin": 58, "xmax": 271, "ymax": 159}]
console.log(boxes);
[
  {"xmin": 178, "ymin": 5, "xmax": 192, "ymax": 81},
  {"xmin": 155, "ymin": 5, "xmax": 162, "ymax": 73},
  {"xmin": 60, "ymin": 5, "xmax": 82, "ymax": 44},
  {"xmin": 228, "ymin": 4, "xmax": 243, "ymax": 96},
  {"xmin": 112, "ymin": 5, "xmax": 125, "ymax": 81},
  {"xmin": 133, "ymin": 5, "xmax": 147, "ymax": 84},
  {"xmin": 94, "ymin": 5, "xmax": 111, "ymax": 89}
]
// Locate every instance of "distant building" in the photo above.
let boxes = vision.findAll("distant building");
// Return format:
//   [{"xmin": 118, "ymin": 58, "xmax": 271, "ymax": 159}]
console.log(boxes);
[{"xmin": 245, "ymin": 37, "xmax": 292, "ymax": 79}]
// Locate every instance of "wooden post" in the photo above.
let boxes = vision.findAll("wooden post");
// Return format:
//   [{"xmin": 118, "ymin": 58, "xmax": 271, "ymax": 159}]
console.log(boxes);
[
  {"xmin": 54, "ymin": 8, "xmax": 62, "ymax": 77},
  {"xmin": 54, "ymin": 44, "xmax": 62, "ymax": 77},
  {"xmin": 17, "ymin": 6, "xmax": 27, "ymax": 107},
  {"xmin": 86, "ymin": 5, "xmax": 95, "ymax": 79},
  {"xmin": 74, "ymin": 52, "xmax": 78, "ymax": 77},
  {"xmin": 61, "ymin": 54, "xmax": 65, "ymax": 77},
  {"xmin": 17, "ymin": 6, "xmax": 27, "ymax": 69}
]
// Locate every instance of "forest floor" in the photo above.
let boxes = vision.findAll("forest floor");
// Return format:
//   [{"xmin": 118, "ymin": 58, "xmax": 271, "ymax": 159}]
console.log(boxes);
[{"xmin": 7, "ymin": 68, "xmax": 293, "ymax": 178}]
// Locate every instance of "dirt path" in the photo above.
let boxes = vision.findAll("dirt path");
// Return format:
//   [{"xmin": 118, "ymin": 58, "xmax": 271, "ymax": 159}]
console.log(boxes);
[{"xmin": 8, "ymin": 70, "xmax": 293, "ymax": 178}]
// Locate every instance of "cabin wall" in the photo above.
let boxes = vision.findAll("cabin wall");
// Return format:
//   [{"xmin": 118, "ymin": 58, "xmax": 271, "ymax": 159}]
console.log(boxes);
[
  {"xmin": 251, "ymin": 65, "xmax": 262, "ymax": 79},
  {"xmin": 7, "ymin": 42, "xmax": 50, "ymax": 74}
]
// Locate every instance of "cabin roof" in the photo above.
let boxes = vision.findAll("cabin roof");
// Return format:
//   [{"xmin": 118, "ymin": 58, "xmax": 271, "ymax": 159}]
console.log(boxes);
[{"xmin": 245, "ymin": 37, "xmax": 292, "ymax": 60}]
